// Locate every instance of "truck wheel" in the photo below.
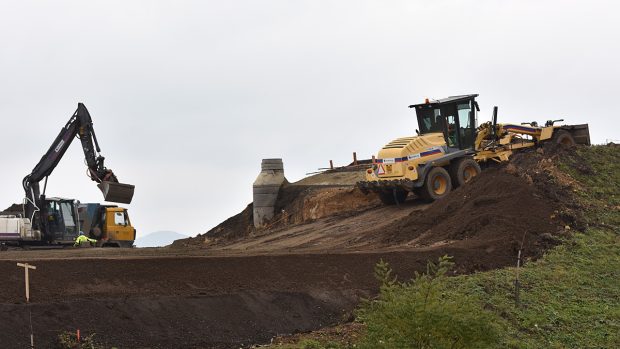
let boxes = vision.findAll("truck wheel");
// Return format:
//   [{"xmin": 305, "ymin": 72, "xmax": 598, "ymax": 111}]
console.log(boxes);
[
  {"xmin": 450, "ymin": 158, "xmax": 481, "ymax": 188},
  {"xmin": 378, "ymin": 189, "xmax": 408, "ymax": 205},
  {"xmin": 553, "ymin": 130, "xmax": 576, "ymax": 147},
  {"xmin": 420, "ymin": 167, "xmax": 452, "ymax": 201}
]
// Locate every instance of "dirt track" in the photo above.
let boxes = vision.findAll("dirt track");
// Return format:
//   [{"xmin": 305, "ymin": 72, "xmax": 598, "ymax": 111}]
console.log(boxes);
[{"xmin": 0, "ymin": 249, "xmax": 507, "ymax": 348}]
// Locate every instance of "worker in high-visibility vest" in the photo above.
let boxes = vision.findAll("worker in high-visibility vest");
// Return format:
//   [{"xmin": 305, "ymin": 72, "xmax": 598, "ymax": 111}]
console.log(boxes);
[{"xmin": 74, "ymin": 231, "xmax": 97, "ymax": 247}]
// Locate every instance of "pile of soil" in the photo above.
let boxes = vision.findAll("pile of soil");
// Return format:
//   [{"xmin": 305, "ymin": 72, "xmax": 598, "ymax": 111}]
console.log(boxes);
[
  {"xmin": 173, "ymin": 170, "xmax": 379, "ymax": 248},
  {"xmin": 381, "ymin": 168, "xmax": 562, "ymax": 258},
  {"xmin": 172, "ymin": 203, "xmax": 255, "ymax": 248},
  {"xmin": 1, "ymin": 203, "xmax": 23, "ymax": 216},
  {"xmin": 379, "ymin": 145, "xmax": 584, "ymax": 262},
  {"xmin": 271, "ymin": 184, "xmax": 380, "ymax": 227}
]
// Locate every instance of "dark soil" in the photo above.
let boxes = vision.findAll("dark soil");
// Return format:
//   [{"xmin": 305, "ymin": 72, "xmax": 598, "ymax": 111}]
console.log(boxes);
[
  {"xmin": 172, "ymin": 185, "xmax": 330, "ymax": 248},
  {"xmin": 377, "ymin": 145, "xmax": 586, "ymax": 262},
  {"xmin": 0, "ymin": 251, "xmax": 495, "ymax": 348},
  {"xmin": 381, "ymin": 168, "xmax": 563, "ymax": 261},
  {"xmin": 1, "ymin": 203, "xmax": 24, "ymax": 216},
  {"xmin": 172, "ymin": 203, "xmax": 254, "ymax": 248}
]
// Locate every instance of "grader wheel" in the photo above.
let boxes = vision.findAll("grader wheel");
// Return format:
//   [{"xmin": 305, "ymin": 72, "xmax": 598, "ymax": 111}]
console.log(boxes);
[
  {"xmin": 378, "ymin": 189, "xmax": 408, "ymax": 205},
  {"xmin": 450, "ymin": 158, "xmax": 481, "ymax": 188},
  {"xmin": 420, "ymin": 167, "xmax": 452, "ymax": 202}
]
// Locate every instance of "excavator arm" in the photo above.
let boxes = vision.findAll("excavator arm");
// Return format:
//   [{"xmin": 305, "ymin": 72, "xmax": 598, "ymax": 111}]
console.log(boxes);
[{"xmin": 22, "ymin": 103, "xmax": 134, "ymax": 236}]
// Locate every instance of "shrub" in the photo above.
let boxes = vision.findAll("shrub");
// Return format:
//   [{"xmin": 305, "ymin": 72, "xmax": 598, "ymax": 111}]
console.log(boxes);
[
  {"xmin": 357, "ymin": 255, "xmax": 499, "ymax": 349},
  {"xmin": 56, "ymin": 331, "xmax": 100, "ymax": 349}
]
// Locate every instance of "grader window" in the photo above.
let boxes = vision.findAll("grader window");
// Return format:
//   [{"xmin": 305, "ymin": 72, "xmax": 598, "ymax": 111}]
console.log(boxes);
[
  {"xmin": 457, "ymin": 103, "xmax": 475, "ymax": 149},
  {"xmin": 417, "ymin": 107, "xmax": 444, "ymax": 134},
  {"xmin": 411, "ymin": 95, "xmax": 478, "ymax": 150}
]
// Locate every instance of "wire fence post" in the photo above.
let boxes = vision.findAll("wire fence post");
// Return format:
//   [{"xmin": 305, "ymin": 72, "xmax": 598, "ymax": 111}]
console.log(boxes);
[
  {"xmin": 515, "ymin": 232, "xmax": 527, "ymax": 308},
  {"xmin": 17, "ymin": 262, "xmax": 37, "ymax": 348},
  {"xmin": 515, "ymin": 249, "xmax": 521, "ymax": 307}
]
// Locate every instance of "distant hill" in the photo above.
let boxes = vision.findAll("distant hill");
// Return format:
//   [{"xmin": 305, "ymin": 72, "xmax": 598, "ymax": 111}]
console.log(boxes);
[{"xmin": 135, "ymin": 231, "xmax": 188, "ymax": 248}]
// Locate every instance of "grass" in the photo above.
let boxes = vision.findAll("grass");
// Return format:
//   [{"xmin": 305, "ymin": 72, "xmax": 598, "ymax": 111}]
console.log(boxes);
[{"xmin": 275, "ymin": 145, "xmax": 620, "ymax": 349}]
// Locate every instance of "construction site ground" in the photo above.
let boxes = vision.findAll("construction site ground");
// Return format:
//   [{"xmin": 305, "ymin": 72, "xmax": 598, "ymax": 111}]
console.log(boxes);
[{"xmin": 0, "ymin": 145, "xmax": 594, "ymax": 348}]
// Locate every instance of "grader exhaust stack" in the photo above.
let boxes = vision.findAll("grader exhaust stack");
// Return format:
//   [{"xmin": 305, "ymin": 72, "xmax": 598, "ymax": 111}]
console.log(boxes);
[{"xmin": 98, "ymin": 181, "xmax": 135, "ymax": 204}]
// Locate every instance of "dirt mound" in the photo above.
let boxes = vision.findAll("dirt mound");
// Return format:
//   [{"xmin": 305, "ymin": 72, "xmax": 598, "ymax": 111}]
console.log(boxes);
[
  {"xmin": 171, "ymin": 203, "xmax": 254, "ymax": 248},
  {"xmin": 381, "ymin": 168, "xmax": 562, "ymax": 257},
  {"xmin": 1, "ymin": 203, "xmax": 23, "ymax": 216},
  {"xmin": 294, "ymin": 170, "xmax": 366, "ymax": 186},
  {"xmin": 271, "ymin": 184, "xmax": 380, "ymax": 227},
  {"xmin": 173, "ymin": 170, "xmax": 379, "ymax": 248},
  {"xmin": 379, "ymin": 145, "xmax": 584, "ymax": 261}
]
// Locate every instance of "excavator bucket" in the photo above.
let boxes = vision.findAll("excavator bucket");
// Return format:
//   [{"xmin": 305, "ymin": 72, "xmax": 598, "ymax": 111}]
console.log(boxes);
[{"xmin": 98, "ymin": 181, "xmax": 135, "ymax": 204}]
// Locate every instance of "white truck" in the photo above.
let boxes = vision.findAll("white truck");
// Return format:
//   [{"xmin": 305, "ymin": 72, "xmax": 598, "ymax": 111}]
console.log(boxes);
[{"xmin": 0, "ymin": 215, "xmax": 40, "ymax": 242}]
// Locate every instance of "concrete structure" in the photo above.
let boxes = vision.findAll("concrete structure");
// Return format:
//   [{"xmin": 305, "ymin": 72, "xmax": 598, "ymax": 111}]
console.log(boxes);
[{"xmin": 253, "ymin": 159, "xmax": 286, "ymax": 228}]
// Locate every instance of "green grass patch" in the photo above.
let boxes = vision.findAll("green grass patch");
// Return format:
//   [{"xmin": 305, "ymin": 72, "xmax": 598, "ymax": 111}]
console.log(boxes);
[{"xmin": 557, "ymin": 144, "xmax": 620, "ymax": 226}]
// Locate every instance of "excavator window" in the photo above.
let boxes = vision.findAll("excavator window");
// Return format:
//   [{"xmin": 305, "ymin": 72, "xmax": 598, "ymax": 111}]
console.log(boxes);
[{"xmin": 60, "ymin": 201, "xmax": 76, "ymax": 236}]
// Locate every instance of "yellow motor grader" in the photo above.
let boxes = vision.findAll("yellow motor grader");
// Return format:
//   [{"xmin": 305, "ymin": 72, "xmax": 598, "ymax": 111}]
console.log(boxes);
[{"xmin": 357, "ymin": 94, "xmax": 590, "ymax": 204}]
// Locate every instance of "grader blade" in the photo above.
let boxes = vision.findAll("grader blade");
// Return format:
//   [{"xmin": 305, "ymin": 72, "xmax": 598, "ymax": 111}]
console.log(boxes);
[
  {"xmin": 566, "ymin": 124, "xmax": 591, "ymax": 145},
  {"xmin": 98, "ymin": 181, "xmax": 135, "ymax": 204}
]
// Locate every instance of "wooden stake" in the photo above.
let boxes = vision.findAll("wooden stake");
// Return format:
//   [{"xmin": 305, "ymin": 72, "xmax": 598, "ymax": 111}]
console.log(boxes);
[
  {"xmin": 17, "ymin": 263, "xmax": 36, "ymax": 303},
  {"xmin": 515, "ymin": 231, "xmax": 527, "ymax": 307},
  {"xmin": 353, "ymin": 152, "xmax": 358, "ymax": 165},
  {"xmin": 329, "ymin": 160, "xmax": 334, "ymax": 170}
]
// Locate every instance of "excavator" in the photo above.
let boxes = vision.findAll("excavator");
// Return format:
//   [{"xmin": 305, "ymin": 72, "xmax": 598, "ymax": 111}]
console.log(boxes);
[
  {"xmin": 357, "ymin": 94, "xmax": 590, "ymax": 203},
  {"xmin": 0, "ymin": 103, "xmax": 135, "ymax": 246}
]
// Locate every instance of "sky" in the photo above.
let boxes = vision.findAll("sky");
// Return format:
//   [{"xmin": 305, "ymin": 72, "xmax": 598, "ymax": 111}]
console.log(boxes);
[{"xmin": 1, "ymin": 0, "xmax": 618, "ymax": 238}]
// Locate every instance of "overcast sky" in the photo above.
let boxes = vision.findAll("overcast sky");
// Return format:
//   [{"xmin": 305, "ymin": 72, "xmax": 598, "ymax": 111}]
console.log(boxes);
[{"xmin": 1, "ymin": 0, "xmax": 618, "ymax": 238}]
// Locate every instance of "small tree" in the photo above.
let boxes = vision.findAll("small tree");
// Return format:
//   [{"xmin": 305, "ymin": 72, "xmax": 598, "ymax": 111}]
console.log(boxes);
[
  {"xmin": 357, "ymin": 256, "xmax": 498, "ymax": 349},
  {"xmin": 56, "ymin": 331, "xmax": 100, "ymax": 349}
]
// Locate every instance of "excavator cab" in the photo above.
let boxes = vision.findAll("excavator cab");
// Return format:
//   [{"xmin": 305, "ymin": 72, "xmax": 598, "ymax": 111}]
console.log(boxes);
[
  {"xmin": 43, "ymin": 198, "xmax": 80, "ymax": 242},
  {"xmin": 411, "ymin": 94, "xmax": 480, "ymax": 151}
]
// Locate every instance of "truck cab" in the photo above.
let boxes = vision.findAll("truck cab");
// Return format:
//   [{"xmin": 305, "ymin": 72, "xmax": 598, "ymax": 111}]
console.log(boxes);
[{"xmin": 78, "ymin": 204, "xmax": 136, "ymax": 247}]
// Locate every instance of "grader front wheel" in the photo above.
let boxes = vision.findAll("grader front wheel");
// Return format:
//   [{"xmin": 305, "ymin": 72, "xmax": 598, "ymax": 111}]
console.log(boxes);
[
  {"xmin": 450, "ymin": 158, "xmax": 481, "ymax": 188},
  {"xmin": 378, "ymin": 189, "xmax": 408, "ymax": 205},
  {"xmin": 420, "ymin": 167, "xmax": 452, "ymax": 202}
]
